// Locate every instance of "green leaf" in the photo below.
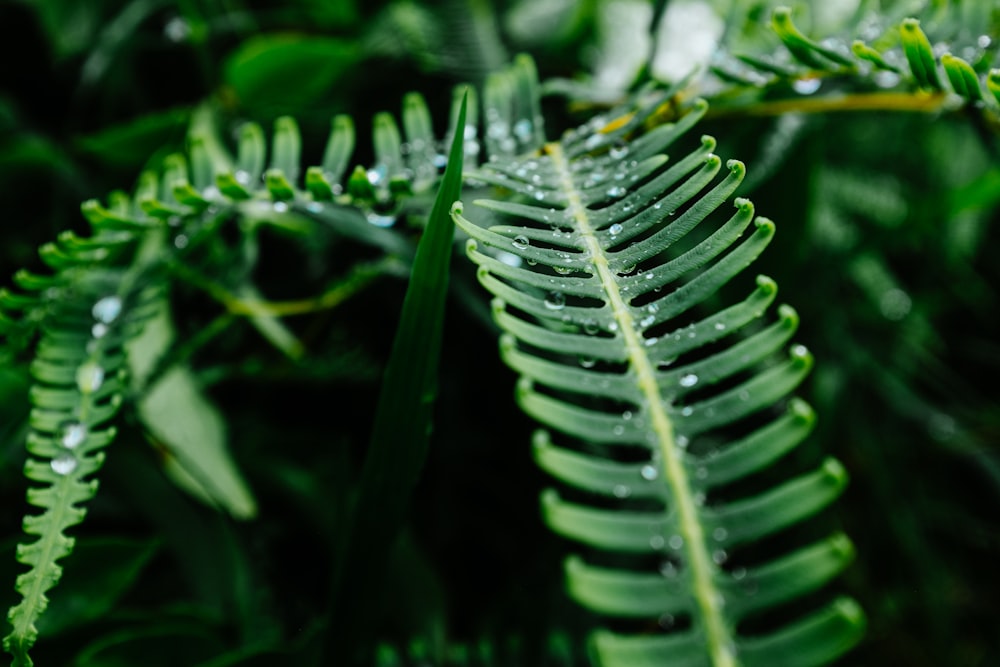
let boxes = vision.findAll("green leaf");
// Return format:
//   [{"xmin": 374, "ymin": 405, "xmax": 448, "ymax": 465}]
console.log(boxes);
[
  {"xmin": 223, "ymin": 35, "xmax": 359, "ymax": 114},
  {"xmin": 76, "ymin": 108, "xmax": 191, "ymax": 168},
  {"xmin": 899, "ymin": 18, "xmax": 942, "ymax": 90},
  {"xmin": 330, "ymin": 91, "xmax": 467, "ymax": 659},
  {"xmin": 127, "ymin": 297, "xmax": 257, "ymax": 520}
]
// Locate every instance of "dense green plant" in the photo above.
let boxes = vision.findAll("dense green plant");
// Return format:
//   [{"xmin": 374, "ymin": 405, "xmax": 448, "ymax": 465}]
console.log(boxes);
[{"xmin": 0, "ymin": 1, "xmax": 997, "ymax": 666}]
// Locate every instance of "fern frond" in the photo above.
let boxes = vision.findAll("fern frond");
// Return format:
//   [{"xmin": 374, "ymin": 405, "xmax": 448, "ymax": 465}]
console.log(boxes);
[
  {"xmin": 1, "ymin": 202, "xmax": 158, "ymax": 666},
  {"xmin": 453, "ymin": 77, "xmax": 863, "ymax": 665},
  {"xmin": 710, "ymin": 8, "xmax": 1000, "ymax": 122}
]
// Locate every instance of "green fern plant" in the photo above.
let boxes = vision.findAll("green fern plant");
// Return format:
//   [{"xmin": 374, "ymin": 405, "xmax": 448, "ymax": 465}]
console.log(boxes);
[
  {"xmin": 453, "ymin": 72, "xmax": 864, "ymax": 666},
  {"xmin": 0, "ymin": 88, "xmax": 468, "ymax": 665},
  {"xmin": 0, "ymin": 213, "xmax": 152, "ymax": 666}
]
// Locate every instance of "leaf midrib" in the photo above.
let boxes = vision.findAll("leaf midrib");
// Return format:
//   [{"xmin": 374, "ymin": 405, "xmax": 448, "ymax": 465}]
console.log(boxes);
[{"xmin": 545, "ymin": 141, "xmax": 737, "ymax": 667}]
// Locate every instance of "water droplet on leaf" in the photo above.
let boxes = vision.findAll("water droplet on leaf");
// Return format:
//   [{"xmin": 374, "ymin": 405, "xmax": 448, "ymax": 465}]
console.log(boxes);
[
  {"xmin": 60, "ymin": 422, "xmax": 87, "ymax": 449},
  {"xmin": 544, "ymin": 292, "xmax": 566, "ymax": 310},
  {"xmin": 51, "ymin": 454, "xmax": 77, "ymax": 476},
  {"xmin": 679, "ymin": 374, "xmax": 699, "ymax": 387},
  {"xmin": 792, "ymin": 77, "xmax": 821, "ymax": 95},
  {"xmin": 513, "ymin": 119, "xmax": 532, "ymax": 142},
  {"xmin": 92, "ymin": 296, "xmax": 122, "ymax": 324},
  {"xmin": 76, "ymin": 361, "xmax": 105, "ymax": 394}
]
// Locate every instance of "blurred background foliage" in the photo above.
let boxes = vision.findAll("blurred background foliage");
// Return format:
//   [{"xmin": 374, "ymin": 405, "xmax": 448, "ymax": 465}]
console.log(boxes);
[{"xmin": 0, "ymin": 0, "xmax": 998, "ymax": 665}]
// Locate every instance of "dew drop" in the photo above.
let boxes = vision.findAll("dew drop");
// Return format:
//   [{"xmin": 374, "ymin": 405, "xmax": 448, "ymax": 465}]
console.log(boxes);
[
  {"xmin": 714, "ymin": 322, "xmax": 726, "ymax": 331},
  {"xmin": 544, "ymin": 292, "xmax": 566, "ymax": 310},
  {"xmin": 164, "ymin": 16, "xmax": 191, "ymax": 42},
  {"xmin": 582, "ymin": 319, "xmax": 599, "ymax": 335},
  {"xmin": 657, "ymin": 613, "xmax": 675, "ymax": 630},
  {"xmin": 641, "ymin": 464, "xmax": 659, "ymax": 481},
  {"xmin": 712, "ymin": 549, "xmax": 728, "ymax": 565},
  {"xmin": 649, "ymin": 535, "xmax": 665, "ymax": 549},
  {"xmin": 612, "ymin": 484, "xmax": 631, "ymax": 498},
  {"xmin": 76, "ymin": 361, "xmax": 105, "ymax": 394},
  {"xmin": 622, "ymin": 410, "xmax": 633, "ymax": 421},
  {"xmin": 713, "ymin": 527, "xmax": 729, "ymax": 542},
  {"xmin": 579, "ymin": 357, "xmax": 597, "ymax": 368},
  {"xmin": 695, "ymin": 466, "xmax": 709, "ymax": 479},
  {"xmin": 553, "ymin": 265, "xmax": 573, "ymax": 275},
  {"xmin": 676, "ymin": 435, "xmax": 690, "ymax": 449},
  {"xmin": 640, "ymin": 315, "xmax": 655, "ymax": 327},
  {"xmin": 732, "ymin": 567, "xmax": 747, "ymax": 580},
  {"xmin": 91, "ymin": 323, "xmax": 108, "ymax": 339},
  {"xmin": 612, "ymin": 425, "xmax": 625, "ymax": 436},
  {"xmin": 306, "ymin": 202, "xmax": 323, "ymax": 213},
  {"xmin": 513, "ymin": 119, "xmax": 533, "ymax": 142},
  {"xmin": 59, "ymin": 422, "xmax": 88, "ymax": 449},
  {"xmin": 609, "ymin": 141, "xmax": 629, "ymax": 159},
  {"xmin": 792, "ymin": 77, "xmax": 821, "ymax": 95},
  {"xmin": 873, "ymin": 70, "xmax": 900, "ymax": 88},
  {"xmin": 367, "ymin": 213, "xmax": 396, "ymax": 228},
  {"xmin": 174, "ymin": 234, "xmax": 189, "ymax": 249},
  {"xmin": 51, "ymin": 454, "xmax": 77, "ymax": 476},
  {"xmin": 92, "ymin": 296, "xmax": 122, "ymax": 324},
  {"xmin": 668, "ymin": 535, "xmax": 684, "ymax": 550},
  {"xmin": 644, "ymin": 336, "xmax": 658, "ymax": 346},
  {"xmin": 608, "ymin": 223, "xmax": 623, "ymax": 236},
  {"xmin": 606, "ymin": 186, "xmax": 627, "ymax": 198},
  {"xmin": 659, "ymin": 560, "xmax": 678, "ymax": 577},
  {"xmin": 234, "ymin": 170, "xmax": 251, "ymax": 185},
  {"xmin": 679, "ymin": 373, "xmax": 699, "ymax": 387},
  {"xmin": 367, "ymin": 166, "xmax": 386, "ymax": 185},
  {"xmin": 272, "ymin": 201, "xmax": 289, "ymax": 213}
]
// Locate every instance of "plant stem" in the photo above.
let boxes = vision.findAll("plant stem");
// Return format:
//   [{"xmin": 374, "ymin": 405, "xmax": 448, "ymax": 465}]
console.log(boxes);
[
  {"xmin": 546, "ymin": 141, "xmax": 738, "ymax": 667},
  {"xmin": 708, "ymin": 90, "xmax": 948, "ymax": 118}
]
